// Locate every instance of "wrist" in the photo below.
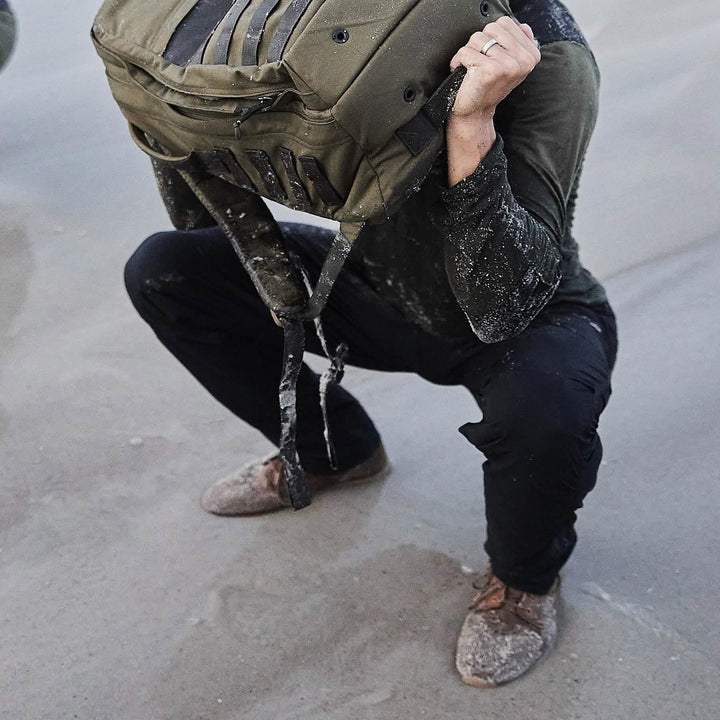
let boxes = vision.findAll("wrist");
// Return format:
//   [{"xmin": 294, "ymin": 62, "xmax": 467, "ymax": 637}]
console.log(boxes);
[{"xmin": 448, "ymin": 108, "xmax": 495, "ymax": 132}]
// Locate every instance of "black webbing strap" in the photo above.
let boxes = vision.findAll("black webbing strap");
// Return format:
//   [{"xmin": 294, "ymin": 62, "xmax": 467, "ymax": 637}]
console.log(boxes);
[
  {"xmin": 164, "ymin": 0, "xmax": 236, "ymax": 65},
  {"xmin": 206, "ymin": 148, "xmax": 257, "ymax": 190},
  {"xmin": 246, "ymin": 149, "xmax": 288, "ymax": 201},
  {"xmin": 266, "ymin": 0, "xmax": 314, "ymax": 62},
  {"xmin": 280, "ymin": 147, "xmax": 311, "ymax": 211},
  {"xmin": 318, "ymin": 344, "xmax": 348, "ymax": 469},
  {"xmin": 303, "ymin": 231, "xmax": 352, "ymax": 319},
  {"xmin": 242, "ymin": 0, "xmax": 281, "ymax": 66},
  {"xmin": 277, "ymin": 318, "xmax": 311, "ymax": 509},
  {"xmin": 274, "ymin": 232, "xmax": 353, "ymax": 506},
  {"xmin": 395, "ymin": 67, "xmax": 467, "ymax": 156},
  {"xmin": 298, "ymin": 156, "xmax": 343, "ymax": 206},
  {"xmin": 291, "ymin": 250, "xmax": 348, "ymax": 470},
  {"xmin": 275, "ymin": 231, "xmax": 352, "ymax": 505},
  {"xmin": 176, "ymin": 168, "xmax": 311, "ymax": 510},
  {"xmin": 213, "ymin": 0, "xmax": 253, "ymax": 64}
]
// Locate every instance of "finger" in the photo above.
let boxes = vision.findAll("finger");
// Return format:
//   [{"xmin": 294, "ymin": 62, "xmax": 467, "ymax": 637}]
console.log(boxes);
[
  {"xmin": 516, "ymin": 22, "xmax": 541, "ymax": 58},
  {"xmin": 520, "ymin": 22, "xmax": 536, "ymax": 44},
  {"xmin": 498, "ymin": 15, "xmax": 537, "ymax": 45},
  {"xmin": 485, "ymin": 17, "xmax": 528, "ymax": 53},
  {"xmin": 496, "ymin": 16, "xmax": 541, "ymax": 57},
  {"xmin": 466, "ymin": 31, "xmax": 504, "ymax": 59},
  {"xmin": 450, "ymin": 45, "xmax": 491, "ymax": 72},
  {"xmin": 486, "ymin": 17, "xmax": 540, "ymax": 63}
]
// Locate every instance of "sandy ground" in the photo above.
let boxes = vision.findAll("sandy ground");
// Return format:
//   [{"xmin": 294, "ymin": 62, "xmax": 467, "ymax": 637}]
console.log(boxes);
[{"xmin": 1, "ymin": 1, "xmax": 719, "ymax": 718}]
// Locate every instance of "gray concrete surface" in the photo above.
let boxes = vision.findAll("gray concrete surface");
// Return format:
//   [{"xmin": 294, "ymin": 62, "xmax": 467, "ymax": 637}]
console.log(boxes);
[{"xmin": 1, "ymin": 1, "xmax": 719, "ymax": 718}]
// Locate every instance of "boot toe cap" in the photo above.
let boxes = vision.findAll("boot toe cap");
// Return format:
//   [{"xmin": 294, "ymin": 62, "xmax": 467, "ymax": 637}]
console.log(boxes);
[
  {"xmin": 200, "ymin": 462, "xmax": 287, "ymax": 515},
  {"xmin": 455, "ymin": 610, "xmax": 554, "ymax": 687}
]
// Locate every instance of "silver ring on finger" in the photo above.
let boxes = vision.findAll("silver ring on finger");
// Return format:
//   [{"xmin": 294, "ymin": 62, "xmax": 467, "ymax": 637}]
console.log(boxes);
[{"xmin": 480, "ymin": 38, "xmax": 500, "ymax": 55}]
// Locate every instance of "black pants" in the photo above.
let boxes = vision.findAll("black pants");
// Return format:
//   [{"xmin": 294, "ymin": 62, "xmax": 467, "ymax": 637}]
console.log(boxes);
[{"xmin": 125, "ymin": 223, "xmax": 617, "ymax": 595}]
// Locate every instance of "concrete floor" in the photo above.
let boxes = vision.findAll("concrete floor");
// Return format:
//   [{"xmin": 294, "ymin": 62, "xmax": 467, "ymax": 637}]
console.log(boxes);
[{"xmin": 1, "ymin": 1, "xmax": 719, "ymax": 718}]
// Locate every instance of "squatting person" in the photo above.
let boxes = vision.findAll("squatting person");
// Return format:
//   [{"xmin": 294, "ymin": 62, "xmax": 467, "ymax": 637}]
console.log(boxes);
[{"xmin": 124, "ymin": 2, "xmax": 617, "ymax": 686}]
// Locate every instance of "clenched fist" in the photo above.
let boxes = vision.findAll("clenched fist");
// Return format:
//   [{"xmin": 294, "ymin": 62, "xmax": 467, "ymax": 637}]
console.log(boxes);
[{"xmin": 450, "ymin": 16, "xmax": 541, "ymax": 120}]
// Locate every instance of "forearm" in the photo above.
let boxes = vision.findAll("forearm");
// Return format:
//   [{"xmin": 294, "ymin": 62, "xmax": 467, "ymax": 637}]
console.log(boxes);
[
  {"xmin": 446, "ymin": 112, "xmax": 497, "ymax": 187},
  {"xmin": 441, "ymin": 137, "xmax": 561, "ymax": 343}
]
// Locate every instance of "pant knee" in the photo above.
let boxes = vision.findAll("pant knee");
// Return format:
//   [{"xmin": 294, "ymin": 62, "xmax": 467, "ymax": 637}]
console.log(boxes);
[
  {"xmin": 125, "ymin": 229, "xmax": 219, "ymax": 317},
  {"xmin": 125, "ymin": 232, "xmax": 174, "ymax": 305},
  {"xmin": 461, "ymin": 370, "xmax": 605, "ymax": 498},
  {"xmin": 519, "ymin": 385, "xmax": 599, "ymax": 456}
]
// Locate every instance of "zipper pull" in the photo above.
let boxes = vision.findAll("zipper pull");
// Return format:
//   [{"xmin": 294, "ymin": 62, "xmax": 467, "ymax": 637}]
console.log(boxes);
[{"xmin": 234, "ymin": 95, "xmax": 278, "ymax": 138}]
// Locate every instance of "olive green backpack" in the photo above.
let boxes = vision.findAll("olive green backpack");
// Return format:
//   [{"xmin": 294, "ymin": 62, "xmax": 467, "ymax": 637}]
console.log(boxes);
[{"xmin": 92, "ymin": 0, "xmax": 511, "ymax": 507}]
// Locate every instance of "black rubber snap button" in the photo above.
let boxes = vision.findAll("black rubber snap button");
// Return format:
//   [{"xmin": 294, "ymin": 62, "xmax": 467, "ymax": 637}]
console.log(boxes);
[{"xmin": 332, "ymin": 28, "xmax": 349, "ymax": 44}]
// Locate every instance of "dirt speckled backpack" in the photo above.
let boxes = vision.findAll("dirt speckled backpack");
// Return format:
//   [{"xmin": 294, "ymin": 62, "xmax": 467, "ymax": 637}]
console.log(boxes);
[{"xmin": 92, "ymin": 0, "xmax": 511, "ymax": 507}]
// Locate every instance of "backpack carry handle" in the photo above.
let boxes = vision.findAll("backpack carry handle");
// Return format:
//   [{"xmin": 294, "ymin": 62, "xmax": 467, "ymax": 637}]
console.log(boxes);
[{"xmin": 129, "ymin": 123, "xmax": 194, "ymax": 167}]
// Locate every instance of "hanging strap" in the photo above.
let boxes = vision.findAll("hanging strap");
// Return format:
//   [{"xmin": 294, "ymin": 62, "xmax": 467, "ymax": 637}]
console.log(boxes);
[
  {"xmin": 318, "ymin": 344, "xmax": 348, "ymax": 470},
  {"xmin": 179, "ymin": 168, "xmax": 307, "ymax": 316},
  {"xmin": 291, "ymin": 250, "xmax": 348, "ymax": 470},
  {"xmin": 277, "ymin": 318, "xmax": 311, "ymax": 508}
]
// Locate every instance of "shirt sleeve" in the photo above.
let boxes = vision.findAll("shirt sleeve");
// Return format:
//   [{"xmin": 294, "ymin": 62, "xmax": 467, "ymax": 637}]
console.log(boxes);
[{"xmin": 439, "ymin": 41, "xmax": 600, "ymax": 343}]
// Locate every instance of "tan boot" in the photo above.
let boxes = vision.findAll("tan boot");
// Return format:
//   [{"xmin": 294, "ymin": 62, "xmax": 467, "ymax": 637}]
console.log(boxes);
[
  {"xmin": 200, "ymin": 443, "xmax": 390, "ymax": 515},
  {"xmin": 455, "ymin": 571, "xmax": 559, "ymax": 687}
]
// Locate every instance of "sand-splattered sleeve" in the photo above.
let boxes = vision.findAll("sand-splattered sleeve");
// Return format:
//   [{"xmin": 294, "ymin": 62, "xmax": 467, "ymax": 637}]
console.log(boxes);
[{"xmin": 440, "ymin": 40, "xmax": 600, "ymax": 342}]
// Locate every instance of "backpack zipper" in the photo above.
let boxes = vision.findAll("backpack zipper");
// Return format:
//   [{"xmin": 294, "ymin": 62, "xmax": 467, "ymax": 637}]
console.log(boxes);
[{"xmin": 234, "ymin": 94, "xmax": 280, "ymax": 138}]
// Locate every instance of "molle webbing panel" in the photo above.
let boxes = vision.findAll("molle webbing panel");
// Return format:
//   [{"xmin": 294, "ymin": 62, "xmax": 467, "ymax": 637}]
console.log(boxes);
[
  {"xmin": 246, "ymin": 149, "xmax": 287, "ymax": 200},
  {"xmin": 213, "ymin": 0, "xmax": 253, "ymax": 64},
  {"xmin": 279, "ymin": 147, "xmax": 311, "ymax": 210},
  {"xmin": 266, "ymin": 0, "xmax": 314, "ymax": 63},
  {"xmin": 242, "ymin": 0, "xmax": 282, "ymax": 65},
  {"xmin": 164, "ymin": 0, "xmax": 236, "ymax": 65}
]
